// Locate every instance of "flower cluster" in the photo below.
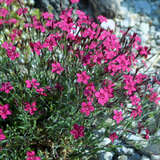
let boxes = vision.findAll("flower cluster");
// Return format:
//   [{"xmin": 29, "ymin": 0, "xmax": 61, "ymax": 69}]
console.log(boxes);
[
  {"xmin": 0, "ymin": 82, "xmax": 13, "ymax": 94},
  {"xmin": 26, "ymin": 151, "xmax": 41, "ymax": 160},
  {"xmin": 0, "ymin": 129, "xmax": 6, "ymax": 141},
  {"xmin": 70, "ymin": 124, "xmax": 84, "ymax": 139},
  {"xmin": 0, "ymin": 104, "xmax": 12, "ymax": 119},
  {"xmin": 24, "ymin": 102, "xmax": 37, "ymax": 115},
  {"xmin": 77, "ymin": 71, "xmax": 90, "ymax": 85},
  {"xmin": 51, "ymin": 62, "xmax": 64, "ymax": 75},
  {"xmin": 80, "ymin": 101, "xmax": 94, "ymax": 116},
  {"xmin": 113, "ymin": 110, "xmax": 123, "ymax": 124},
  {"xmin": 2, "ymin": 42, "xmax": 20, "ymax": 60},
  {"xmin": 25, "ymin": 79, "xmax": 40, "ymax": 89}
]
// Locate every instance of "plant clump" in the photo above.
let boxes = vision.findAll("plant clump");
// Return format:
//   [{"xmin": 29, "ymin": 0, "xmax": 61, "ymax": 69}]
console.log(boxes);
[{"xmin": 0, "ymin": 0, "xmax": 160, "ymax": 159}]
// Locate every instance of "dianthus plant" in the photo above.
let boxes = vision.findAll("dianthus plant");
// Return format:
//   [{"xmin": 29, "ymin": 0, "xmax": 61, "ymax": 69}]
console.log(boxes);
[{"xmin": 0, "ymin": 0, "xmax": 160, "ymax": 159}]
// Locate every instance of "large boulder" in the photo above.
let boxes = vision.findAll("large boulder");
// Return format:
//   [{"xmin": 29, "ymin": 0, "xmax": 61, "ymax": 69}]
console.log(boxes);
[
  {"xmin": 33, "ymin": 0, "xmax": 122, "ymax": 19},
  {"xmin": 88, "ymin": 0, "xmax": 122, "ymax": 19}
]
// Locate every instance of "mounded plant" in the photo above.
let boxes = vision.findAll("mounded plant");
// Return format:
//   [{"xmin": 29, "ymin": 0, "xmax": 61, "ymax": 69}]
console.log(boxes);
[{"xmin": 0, "ymin": 0, "xmax": 160, "ymax": 159}]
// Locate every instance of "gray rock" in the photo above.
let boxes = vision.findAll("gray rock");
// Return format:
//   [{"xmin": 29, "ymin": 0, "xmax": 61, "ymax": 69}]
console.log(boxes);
[
  {"xmin": 98, "ymin": 138, "xmax": 111, "ymax": 147},
  {"xmin": 101, "ymin": 19, "xmax": 116, "ymax": 30},
  {"xmin": 33, "ymin": 0, "xmax": 122, "ymax": 19},
  {"xmin": 89, "ymin": 0, "xmax": 122, "ymax": 19},
  {"xmin": 117, "ymin": 146, "xmax": 134, "ymax": 155},
  {"xmin": 133, "ymin": 0, "xmax": 152, "ymax": 15},
  {"xmin": 141, "ymin": 34, "xmax": 149, "ymax": 43},
  {"xmin": 118, "ymin": 155, "xmax": 128, "ymax": 160},
  {"xmin": 144, "ymin": 143, "xmax": 160, "ymax": 155},
  {"xmin": 100, "ymin": 152, "xmax": 114, "ymax": 160},
  {"xmin": 123, "ymin": 147, "xmax": 134, "ymax": 155},
  {"xmin": 97, "ymin": 128, "xmax": 106, "ymax": 135},
  {"xmin": 34, "ymin": 0, "xmax": 50, "ymax": 12},
  {"xmin": 119, "ymin": 6, "xmax": 128, "ymax": 16},
  {"xmin": 128, "ymin": 153, "xmax": 141, "ymax": 160},
  {"xmin": 155, "ymin": 129, "xmax": 160, "ymax": 136},
  {"xmin": 141, "ymin": 156, "xmax": 151, "ymax": 160},
  {"xmin": 126, "ymin": 134, "xmax": 144, "ymax": 141},
  {"xmin": 156, "ymin": 39, "xmax": 160, "ymax": 45},
  {"xmin": 121, "ymin": 18, "xmax": 131, "ymax": 28},
  {"xmin": 155, "ymin": 32, "xmax": 160, "ymax": 39},
  {"xmin": 151, "ymin": 154, "xmax": 160, "ymax": 160},
  {"xmin": 140, "ymin": 23, "xmax": 150, "ymax": 34},
  {"xmin": 152, "ymin": 18, "xmax": 159, "ymax": 26},
  {"xmin": 150, "ymin": 26, "xmax": 156, "ymax": 36}
]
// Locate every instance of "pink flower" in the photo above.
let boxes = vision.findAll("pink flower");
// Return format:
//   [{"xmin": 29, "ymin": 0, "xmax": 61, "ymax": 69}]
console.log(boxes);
[
  {"xmin": 97, "ymin": 15, "xmax": 107, "ymax": 23},
  {"xmin": 130, "ymin": 105, "xmax": 142, "ymax": 119},
  {"xmin": 83, "ymin": 82, "xmax": 96, "ymax": 102},
  {"xmin": 137, "ymin": 45, "xmax": 150, "ymax": 58},
  {"xmin": 24, "ymin": 102, "xmax": 37, "ymax": 115},
  {"xmin": 80, "ymin": 101, "xmax": 94, "ymax": 116},
  {"xmin": 113, "ymin": 110, "xmax": 123, "ymax": 124},
  {"xmin": 70, "ymin": 124, "xmax": 84, "ymax": 139},
  {"xmin": 41, "ymin": 12, "xmax": 54, "ymax": 19},
  {"xmin": 70, "ymin": 0, "xmax": 79, "ymax": 4},
  {"xmin": 52, "ymin": 62, "xmax": 64, "ymax": 75},
  {"xmin": 0, "ymin": 19, "xmax": 5, "ymax": 26},
  {"xmin": 1, "ymin": 0, "xmax": 14, "ymax": 6},
  {"xmin": 36, "ymin": 88, "xmax": 47, "ymax": 96},
  {"xmin": 1, "ymin": 42, "xmax": 19, "ymax": 60},
  {"xmin": 77, "ymin": 71, "xmax": 90, "ymax": 85},
  {"xmin": 138, "ymin": 122, "xmax": 144, "ymax": 134},
  {"xmin": 9, "ymin": 29, "xmax": 22, "ymax": 41},
  {"xmin": 30, "ymin": 41, "xmax": 43, "ymax": 56},
  {"xmin": 95, "ymin": 88, "xmax": 109, "ymax": 106},
  {"xmin": 149, "ymin": 91, "xmax": 160, "ymax": 105},
  {"xmin": 0, "ymin": 8, "xmax": 8, "ymax": 18},
  {"xmin": 25, "ymin": 79, "xmax": 40, "ymax": 89},
  {"xmin": 130, "ymin": 95, "xmax": 140, "ymax": 106},
  {"xmin": 55, "ymin": 83, "xmax": 64, "ymax": 91},
  {"xmin": 123, "ymin": 75, "xmax": 136, "ymax": 95},
  {"xmin": 0, "ymin": 82, "xmax": 13, "ymax": 94},
  {"xmin": 7, "ymin": 18, "xmax": 18, "ymax": 24},
  {"xmin": 43, "ymin": 35, "xmax": 57, "ymax": 51},
  {"xmin": 109, "ymin": 132, "xmax": 118, "ymax": 143},
  {"xmin": 144, "ymin": 129, "xmax": 149, "ymax": 140},
  {"xmin": 0, "ymin": 129, "xmax": 6, "ymax": 141},
  {"xmin": 75, "ymin": 10, "xmax": 86, "ymax": 19},
  {"xmin": 16, "ymin": 8, "xmax": 28, "ymax": 16},
  {"xmin": 0, "ymin": 104, "xmax": 12, "ymax": 119},
  {"xmin": 135, "ymin": 73, "xmax": 147, "ymax": 84},
  {"xmin": 26, "ymin": 151, "xmax": 41, "ymax": 160}
]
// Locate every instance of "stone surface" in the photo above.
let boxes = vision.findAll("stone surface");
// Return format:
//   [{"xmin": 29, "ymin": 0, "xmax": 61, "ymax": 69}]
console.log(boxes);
[
  {"xmin": 144, "ymin": 143, "xmax": 160, "ymax": 155},
  {"xmin": 98, "ymin": 138, "xmax": 111, "ymax": 147},
  {"xmin": 156, "ymin": 39, "xmax": 160, "ymax": 45},
  {"xmin": 141, "ymin": 156, "xmax": 151, "ymax": 160},
  {"xmin": 101, "ymin": 19, "xmax": 116, "ymax": 31},
  {"xmin": 117, "ymin": 146, "xmax": 134, "ymax": 155},
  {"xmin": 118, "ymin": 155, "xmax": 128, "ymax": 160},
  {"xmin": 132, "ymin": 0, "xmax": 152, "ymax": 15},
  {"xmin": 151, "ymin": 154, "xmax": 160, "ymax": 160},
  {"xmin": 140, "ymin": 22, "xmax": 150, "ymax": 34},
  {"xmin": 128, "ymin": 153, "xmax": 141, "ymax": 160},
  {"xmin": 33, "ymin": 0, "xmax": 122, "ymax": 19},
  {"xmin": 99, "ymin": 152, "xmax": 114, "ymax": 160},
  {"xmin": 88, "ymin": 0, "xmax": 122, "ymax": 19}
]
